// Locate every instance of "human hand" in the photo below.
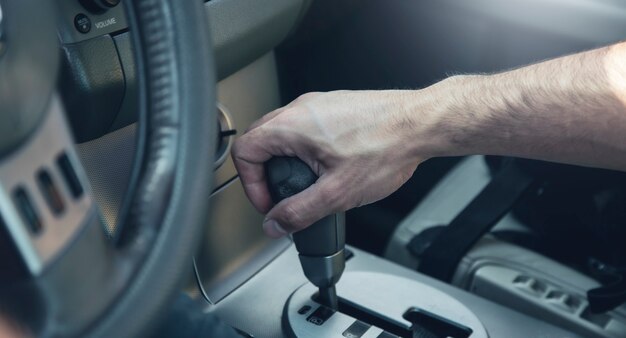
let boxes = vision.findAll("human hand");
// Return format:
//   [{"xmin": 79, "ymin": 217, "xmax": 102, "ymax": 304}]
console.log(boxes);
[{"xmin": 232, "ymin": 90, "xmax": 444, "ymax": 237}]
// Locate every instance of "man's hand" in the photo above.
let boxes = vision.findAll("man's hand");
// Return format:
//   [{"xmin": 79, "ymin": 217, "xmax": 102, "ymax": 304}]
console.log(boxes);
[
  {"xmin": 231, "ymin": 90, "xmax": 444, "ymax": 237},
  {"xmin": 233, "ymin": 42, "xmax": 626, "ymax": 238}
]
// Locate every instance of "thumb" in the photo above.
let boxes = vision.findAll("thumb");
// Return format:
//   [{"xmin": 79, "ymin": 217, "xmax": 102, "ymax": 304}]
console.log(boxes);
[{"xmin": 263, "ymin": 176, "xmax": 342, "ymax": 237}]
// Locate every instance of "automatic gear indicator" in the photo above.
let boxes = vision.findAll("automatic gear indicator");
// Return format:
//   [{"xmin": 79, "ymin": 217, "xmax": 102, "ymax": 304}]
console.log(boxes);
[{"xmin": 306, "ymin": 306, "xmax": 335, "ymax": 326}]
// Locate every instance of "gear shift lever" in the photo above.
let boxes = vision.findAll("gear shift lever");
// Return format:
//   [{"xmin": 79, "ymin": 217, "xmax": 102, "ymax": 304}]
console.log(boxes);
[{"xmin": 265, "ymin": 157, "xmax": 345, "ymax": 310}]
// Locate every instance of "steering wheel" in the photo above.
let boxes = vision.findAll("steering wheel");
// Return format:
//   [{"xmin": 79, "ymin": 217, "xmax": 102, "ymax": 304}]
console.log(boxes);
[{"xmin": 0, "ymin": 0, "xmax": 215, "ymax": 337}]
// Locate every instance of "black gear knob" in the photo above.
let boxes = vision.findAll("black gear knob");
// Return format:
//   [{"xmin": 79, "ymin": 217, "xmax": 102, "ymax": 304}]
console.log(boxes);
[
  {"xmin": 265, "ymin": 157, "xmax": 345, "ymax": 309},
  {"xmin": 265, "ymin": 157, "xmax": 345, "ymax": 256}
]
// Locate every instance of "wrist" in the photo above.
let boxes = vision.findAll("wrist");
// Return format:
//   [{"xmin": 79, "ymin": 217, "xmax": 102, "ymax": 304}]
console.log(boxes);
[
  {"xmin": 435, "ymin": 74, "xmax": 488, "ymax": 156},
  {"xmin": 399, "ymin": 74, "xmax": 489, "ymax": 160}
]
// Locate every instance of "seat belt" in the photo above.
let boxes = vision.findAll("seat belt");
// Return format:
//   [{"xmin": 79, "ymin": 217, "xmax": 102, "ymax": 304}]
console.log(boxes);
[
  {"xmin": 588, "ymin": 264, "xmax": 626, "ymax": 313},
  {"xmin": 409, "ymin": 161, "xmax": 536, "ymax": 282}
]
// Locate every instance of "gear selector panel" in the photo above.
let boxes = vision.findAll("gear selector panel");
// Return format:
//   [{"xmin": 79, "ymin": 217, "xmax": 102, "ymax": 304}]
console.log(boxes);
[{"xmin": 285, "ymin": 272, "xmax": 488, "ymax": 338}]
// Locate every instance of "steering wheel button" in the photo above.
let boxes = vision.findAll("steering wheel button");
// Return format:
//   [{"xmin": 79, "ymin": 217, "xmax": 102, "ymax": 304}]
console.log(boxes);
[
  {"xmin": 12, "ymin": 186, "xmax": 42, "ymax": 234},
  {"xmin": 56, "ymin": 153, "xmax": 84, "ymax": 199},
  {"xmin": 74, "ymin": 14, "xmax": 91, "ymax": 34},
  {"xmin": 37, "ymin": 169, "xmax": 65, "ymax": 216}
]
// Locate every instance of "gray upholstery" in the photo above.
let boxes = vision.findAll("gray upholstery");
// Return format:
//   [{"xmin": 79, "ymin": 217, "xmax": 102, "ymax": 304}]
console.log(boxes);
[
  {"xmin": 385, "ymin": 156, "xmax": 530, "ymax": 269},
  {"xmin": 385, "ymin": 156, "xmax": 626, "ymax": 337}
]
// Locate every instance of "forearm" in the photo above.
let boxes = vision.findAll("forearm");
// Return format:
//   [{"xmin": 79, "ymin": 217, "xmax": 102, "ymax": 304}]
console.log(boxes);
[
  {"xmin": 233, "ymin": 42, "xmax": 626, "ymax": 232},
  {"xmin": 420, "ymin": 42, "xmax": 626, "ymax": 171}
]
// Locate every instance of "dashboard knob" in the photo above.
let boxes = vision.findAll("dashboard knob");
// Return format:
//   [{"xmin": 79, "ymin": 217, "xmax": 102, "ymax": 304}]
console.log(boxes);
[{"xmin": 78, "ymin": 0, "xmax": 120, "ymax": 14}]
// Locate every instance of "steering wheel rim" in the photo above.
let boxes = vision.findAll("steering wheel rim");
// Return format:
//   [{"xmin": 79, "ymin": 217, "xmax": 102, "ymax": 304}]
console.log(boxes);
[{"xmin": 0, "ymin": 0, "xmax": 216, "ymax": 337}]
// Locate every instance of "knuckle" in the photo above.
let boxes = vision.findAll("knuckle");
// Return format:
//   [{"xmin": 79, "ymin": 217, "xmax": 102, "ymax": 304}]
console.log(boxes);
[
  {"xmin": 321, "ymin": 188, "xmax": 341, "ymax": 209},
  {"xmin": 281, "ymin": 204, "xmax": 307, "ymax": 230},
  {"xmin": 231, "ymin": 135, "xmax": 253, "ymax": 159},
  {"xmin": 323, "ymin": 179, "xmax": 348, "ymax": 210},
  {"xmin": 395, "ymin": 167, "xmax": 415, "ymax": 187},
  {"xmin": 271, "ymin": 109, "xmax": 295, "ymax": 125},
  {"xmin": 333, "ymin": 184, "xmax": 362, "ymax": 211},
  {"xmin": 339, "ymin": 196, "xmax": 355, "ymax": 211},
  {"xmin": 351, "ymin": 195, "xmax": 367, "ymax": 209},
  {"xmin": 275, "ymin": 108, "xmax": 306, "ymax": 129},
  {"xmin": 276, "ymin": 108, "xmax": 293, "ymax": 121},
  {"xmin": 230, "ymin": 139, "xmax": 244, "ymax": 158},
  {"xmin": 297, "ymin": 92, "xmax": 320, "ymax": 102}
]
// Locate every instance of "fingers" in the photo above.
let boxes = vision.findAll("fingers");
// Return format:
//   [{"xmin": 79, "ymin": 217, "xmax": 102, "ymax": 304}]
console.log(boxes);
[
  {"xmin": 233, "ymin": 155, "xmax": 273, "ymax": 214},
  {"xmin": 233, "ymin": 107, "xmax": 291, "ymax": 213},
  {"xmin": 263, "ymin": 176, "xmax": 342, "ymax": 237},
  {"xmin": 234, "ymin": 93, "xmax": 330, "ymax": 237},
  {"xmin": 234, "ymin": 104, "xmax": 314, "ymax": 214},
  {"xmin": 231, "ymin": 129, "xmax": 276, "ymax": 214}
]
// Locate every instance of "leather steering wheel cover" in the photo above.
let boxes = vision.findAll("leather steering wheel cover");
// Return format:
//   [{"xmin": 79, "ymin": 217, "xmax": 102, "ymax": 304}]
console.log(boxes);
[{"xmin": 88, "ymin": 0, "xmax": 216, "ymax": 337}]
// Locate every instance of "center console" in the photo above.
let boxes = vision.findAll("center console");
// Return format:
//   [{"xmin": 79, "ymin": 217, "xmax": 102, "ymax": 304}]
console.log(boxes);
[
  {"xmin": 285, "ymin": 271, "xmax": 487, "ymax": 338},
  {"xmin": 205, "ymin": 243, "xmax": 581, "ymax": 338}
]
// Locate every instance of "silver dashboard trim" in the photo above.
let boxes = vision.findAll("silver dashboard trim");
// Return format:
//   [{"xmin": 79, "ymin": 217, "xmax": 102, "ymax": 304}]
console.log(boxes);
[{"xmin": 0, "ymin": 95, "xmax": 93, "ymax": 274}]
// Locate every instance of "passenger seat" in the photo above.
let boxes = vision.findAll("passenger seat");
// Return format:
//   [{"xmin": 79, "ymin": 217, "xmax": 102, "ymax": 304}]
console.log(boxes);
[{"xmin": 385, "ymin": 156, "xmax": 626, "ymax": 338}]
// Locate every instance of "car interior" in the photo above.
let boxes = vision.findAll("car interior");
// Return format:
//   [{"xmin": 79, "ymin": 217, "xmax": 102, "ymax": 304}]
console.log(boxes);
[{"xmin": 1, "ymin": 0, "xmax": 626, "ymax": 337}]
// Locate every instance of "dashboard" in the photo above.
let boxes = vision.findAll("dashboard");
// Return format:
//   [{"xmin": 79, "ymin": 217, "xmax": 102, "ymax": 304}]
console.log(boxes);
[
  {"xmin": 55, "ymin": 0, "xmax": 308, "ymax": 142},
  {"xmin": 54, "ymin": 0, "xmax": 311, "ymax": 305}
]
